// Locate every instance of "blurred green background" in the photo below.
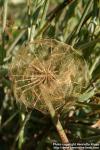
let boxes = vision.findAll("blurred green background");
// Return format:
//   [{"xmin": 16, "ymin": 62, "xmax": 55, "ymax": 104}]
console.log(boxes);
[{"xmin": 0, "ymin": 0, "xmax": 100, "ymax": 149}]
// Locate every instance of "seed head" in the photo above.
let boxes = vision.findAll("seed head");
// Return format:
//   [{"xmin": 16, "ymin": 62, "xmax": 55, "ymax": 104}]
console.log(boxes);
[{"xmin": 9, "ymin": 39, "xmax": 88, "ymax": 113}]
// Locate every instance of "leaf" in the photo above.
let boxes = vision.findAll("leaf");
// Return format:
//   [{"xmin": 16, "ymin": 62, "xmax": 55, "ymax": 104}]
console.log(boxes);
[
  {"xmin": 32, "ymin": 6, "xmax": 41, "ymax": 24},
  {"xmin": 92, "ymin": 63, "xmax": 100, "ymax": 81},
  {"xmin": 78, "ymin": 89, "xmax": 95, "ymax": 102},
  {"xmin": 0, "ymin": 45, "xmax": 6, "ymax": 65}
]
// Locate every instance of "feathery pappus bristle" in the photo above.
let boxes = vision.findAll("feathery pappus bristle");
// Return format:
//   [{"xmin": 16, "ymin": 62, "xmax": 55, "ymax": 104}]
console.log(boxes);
[{"xmin": 9, "ymin": 39, "xmax": 88, "ymax": 113}]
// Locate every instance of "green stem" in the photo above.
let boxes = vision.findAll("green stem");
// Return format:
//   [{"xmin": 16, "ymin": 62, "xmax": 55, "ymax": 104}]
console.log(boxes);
[
  {"xmin": 39, "ymin": 0, "xmax": 49, "ymax": 29},
  {"xmin": 6, "ymin": 29, "xmax": 26, "ymax": 58},
  {"xmin": 2, "ymin": 0, "xmax": 8, "ymax": 33},
  {"xmin": 1, "ymin": 111, "xmax": 19, "ymax": 129},
  {"xmin": 76, "ymin": 38, "xmax": 100, "ymax": 50},
  {"xmin": 72, "ymin": 0, "xmax": 94, "ymax": 46},
  {"xmin": 1, "ymin": 0, "xmax": 8, "ymax": 63},
  {"xmin": 75, "ymin": 0, "xmax": 93, "ymax": 36},
  {"xmin": 27, "ymin": 0, "xmax": 32, "ymax": 41},
  {"xmin": 89, "ymin": 56, "xmax": 100, "ymax": 76},
  {"xmin": 40, "ymin": 85, "xmax": 72, "ymax": 150},
  {"xmin": 11, "ymin": 112, "xmax": 31, "ymax": 150},
  {"xmin": 35, "ymin": 0, "xmax": 74, "ymax": 38}
]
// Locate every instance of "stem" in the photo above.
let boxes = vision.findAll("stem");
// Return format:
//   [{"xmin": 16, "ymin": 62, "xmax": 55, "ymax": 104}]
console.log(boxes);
[
  {"xmin": 75, "ymin": 0, "xmax": 93, "ymax": 35},
  {"xmin": 72, "ymin": 0, "xmax": 94, "ymax": 46},
  {"xmin": 1, "ymin": 0, "xmax": 8, "ymax": 63},
  {"xmin": 35, "ymin": 0, "xmax": 74, "ymax": 38},
  {"xmin": 11, "ymin": 112, "xmax": 31, "ymax": 150},
  {"xmin": 27, "ymin": 0, "xmax": 32, "ymax": 41},
  {"xmin": 38, "ymin": 0, "xmax": 49, "ymax": 38},
  {"xmin": 40, "ymin": 0, "xmax": 49, "ymax": 29},
  {"xmin": 6, "ymin": 29, "xmax": 26, "ymax": 57},
  {"xmin": 76, "ymin": 38, "xmax": 100, "ymax": 50},
  {"xmin": 40, "ymin": 85, "xmax": 72, "ymax": 150},
  {"xmin": 2, "ymin": 0, "xmax": 8, "ymax": 33},
  {"xmin": 66, "ymin": 10, "xmax": 93, "ymax": 44},
  {"xmin": 89, "ymin": 56, "xmax": 100, "ymax": 76},
  {"xmin": 1, "ymin": 111, "xmax": 19, "ymax": 129}
]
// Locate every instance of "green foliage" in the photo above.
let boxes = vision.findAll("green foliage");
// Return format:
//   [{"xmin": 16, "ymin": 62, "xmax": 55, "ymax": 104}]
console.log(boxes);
[{"xmin": 0, "ymin": 0, "xmax": 100, "ymax": 149}]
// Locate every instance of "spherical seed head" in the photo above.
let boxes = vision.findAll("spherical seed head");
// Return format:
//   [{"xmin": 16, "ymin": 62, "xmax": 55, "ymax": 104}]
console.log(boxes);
[{"xmin": 9, "ymin": 39, "xmax": 88, "ymax": 113}]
